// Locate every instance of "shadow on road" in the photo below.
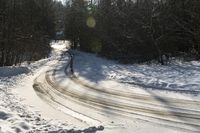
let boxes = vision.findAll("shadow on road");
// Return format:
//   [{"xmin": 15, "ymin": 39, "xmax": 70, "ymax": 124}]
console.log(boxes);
[{"xmin": 49, "ymin": 126, "xmax": 104, "ymax": 133}]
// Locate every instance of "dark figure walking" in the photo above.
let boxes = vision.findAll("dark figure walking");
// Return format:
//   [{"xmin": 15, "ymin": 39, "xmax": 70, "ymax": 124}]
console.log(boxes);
[
  {"xmin": 69, "ymin": 52, "xmax": 74, "ymax": 74},
  {"xmin": 64, "ymin": 51, "xmax": 74, "ymax": 75}
]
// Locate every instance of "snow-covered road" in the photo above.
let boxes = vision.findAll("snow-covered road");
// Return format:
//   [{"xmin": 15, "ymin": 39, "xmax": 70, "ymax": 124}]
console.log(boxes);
[
  {"xmin": 33, "ymin": 47, "xmax": 200, "ymax": 133},
  {"xmin": 0, "ymin": 41, "xmax": 100, "ymax": 133},
  {"xmin": 1, "ymin": 41, "xmax": 200, "ymax": 133}
]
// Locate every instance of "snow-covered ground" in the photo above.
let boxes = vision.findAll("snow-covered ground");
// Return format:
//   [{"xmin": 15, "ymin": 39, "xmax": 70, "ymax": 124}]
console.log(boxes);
[
  {"xmin": 73, "ymin": 51, "xmax": 200, "ymax": 95},
  {"xmin": 46, "ymin": 49, "xmax": 200, "ymax": 133},
  {"xmin": 0, "ymin": 41, "xmax": 97, "ymax": 133},
  {"xmin": 1, "ymin": 40, "xmax": 200, "ymax": 133}
]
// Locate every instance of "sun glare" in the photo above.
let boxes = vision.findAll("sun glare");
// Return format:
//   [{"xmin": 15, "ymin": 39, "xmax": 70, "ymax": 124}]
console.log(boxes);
[{"xmin": 50, "ymin": 41, "xmax": 69, "ymax": 51}]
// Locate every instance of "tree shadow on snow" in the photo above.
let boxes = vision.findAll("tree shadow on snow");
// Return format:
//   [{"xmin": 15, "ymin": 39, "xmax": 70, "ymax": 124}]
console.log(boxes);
[{"xmin": 54, "ymin": 51, "xmax": 200, "ymax": 132}]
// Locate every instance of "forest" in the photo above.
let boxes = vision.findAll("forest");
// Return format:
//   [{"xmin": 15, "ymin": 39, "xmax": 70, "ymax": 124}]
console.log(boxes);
[
  {"xmin": 0, "ymin": 0, "xmax": 62, "ymax": 66},
  {"xmin": 65, "ymin": 0, "xmax": 200, "ymax": 64},
  {"xmin": 1, "ymin": 0, "xmax": 200, "ymax": 66}
]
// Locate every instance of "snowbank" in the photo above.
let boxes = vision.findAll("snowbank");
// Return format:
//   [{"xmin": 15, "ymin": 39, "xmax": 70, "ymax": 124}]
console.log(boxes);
[
  {"xmin": 0, "ymin": 41, "xmax": 98, "ymax": 133},
  {"xmin": 0, "ymin": 41, "xmax": 69, "ymax": 78},
  {"xmin": 73, "ymin": 51, "xmax": 200, "ymax": 94}
]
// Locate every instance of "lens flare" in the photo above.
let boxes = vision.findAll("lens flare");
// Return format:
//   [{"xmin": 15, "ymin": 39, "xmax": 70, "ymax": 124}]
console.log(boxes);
[{"xmin": 86, "ymin": 16, "xmax": 96, "ymax": 28}]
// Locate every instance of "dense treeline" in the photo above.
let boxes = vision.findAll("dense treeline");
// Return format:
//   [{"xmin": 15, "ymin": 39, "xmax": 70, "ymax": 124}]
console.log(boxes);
[
  {"xmin": 64, "ymin": 0, "xmax": 200, "ymax": 64},
  {"xmin": 0, "ymin": 0, "xmax": 59, "ymax": 66},
  {"xmin": 54, "ymin": 1, "xmax": 65, "ymax": 39}
]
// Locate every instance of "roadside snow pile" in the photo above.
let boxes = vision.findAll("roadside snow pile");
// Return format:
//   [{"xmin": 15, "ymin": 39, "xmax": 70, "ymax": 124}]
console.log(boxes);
[
  {"xmin": 0, "ymin": 58, "xmax": 52, "ymax": 90},
  {"xmin": 0, "ymin": 85, "xmax": 80, "ymax": 133},
  {"xmin": 0, "ymin": 75, "xmax": 69, "ymax": 133},
  {"xmin": 73, "ymin": 51, "xmax": 200, "ymax": 94},
  {"xmin": 0, "ymin": 41, "xmax": 89, "ymax": 133},
  {"xmin": 0, "ymin": 41, "xmax": 65, "ymax": 88}
]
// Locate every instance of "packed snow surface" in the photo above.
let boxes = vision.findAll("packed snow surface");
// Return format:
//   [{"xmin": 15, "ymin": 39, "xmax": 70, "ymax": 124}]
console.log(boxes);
[
  {"xmin": 73, "ymin": 51, "xmax": 200, "ymax": 94},
  {"xmin": 1, "ymin": 40, "xmax": 200, "ymax": 133},
  {"xmin": 48, "ymin": 49, "xmax": 200, "ymax": 133},
  {"xmin": 0, "ymin": 41, "xmax": 97, "ymax": 133}
]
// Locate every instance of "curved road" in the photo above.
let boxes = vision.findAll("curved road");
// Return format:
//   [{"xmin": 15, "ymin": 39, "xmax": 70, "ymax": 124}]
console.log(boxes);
[{"xmin": 33, "ymin": 53, "xmax": 200, "ymax": 133}]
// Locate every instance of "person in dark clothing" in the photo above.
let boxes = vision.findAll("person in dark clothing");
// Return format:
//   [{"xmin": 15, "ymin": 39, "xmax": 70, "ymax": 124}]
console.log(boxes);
[{"xmin": 69, "ymin": 53, "xmax": 74, "ymax": 74}]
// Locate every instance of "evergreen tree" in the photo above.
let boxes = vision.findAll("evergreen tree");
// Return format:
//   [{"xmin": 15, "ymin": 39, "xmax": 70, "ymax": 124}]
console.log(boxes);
[
  {"xmin": 0, "ymin": 0, "xmax": 59, "ymax": 66},
  {"xmin": 63, "ymin": 0, "xmax": 200, "ymax": 64}
]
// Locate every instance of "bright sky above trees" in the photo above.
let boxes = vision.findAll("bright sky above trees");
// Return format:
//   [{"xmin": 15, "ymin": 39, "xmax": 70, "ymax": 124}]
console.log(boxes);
[{"xmin": 56, "ymin": 0, "xmax": 65, "ymax": 4}]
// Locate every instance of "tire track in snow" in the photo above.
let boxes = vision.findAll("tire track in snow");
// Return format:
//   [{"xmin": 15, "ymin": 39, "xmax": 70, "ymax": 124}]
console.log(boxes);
[
  {"xmin": 33, "ymin": 52, "xmax": 200, "ymax": 133},
  {"xmin": 35, "ymin": 69, "xmax": 200, "ymax": 133}
]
